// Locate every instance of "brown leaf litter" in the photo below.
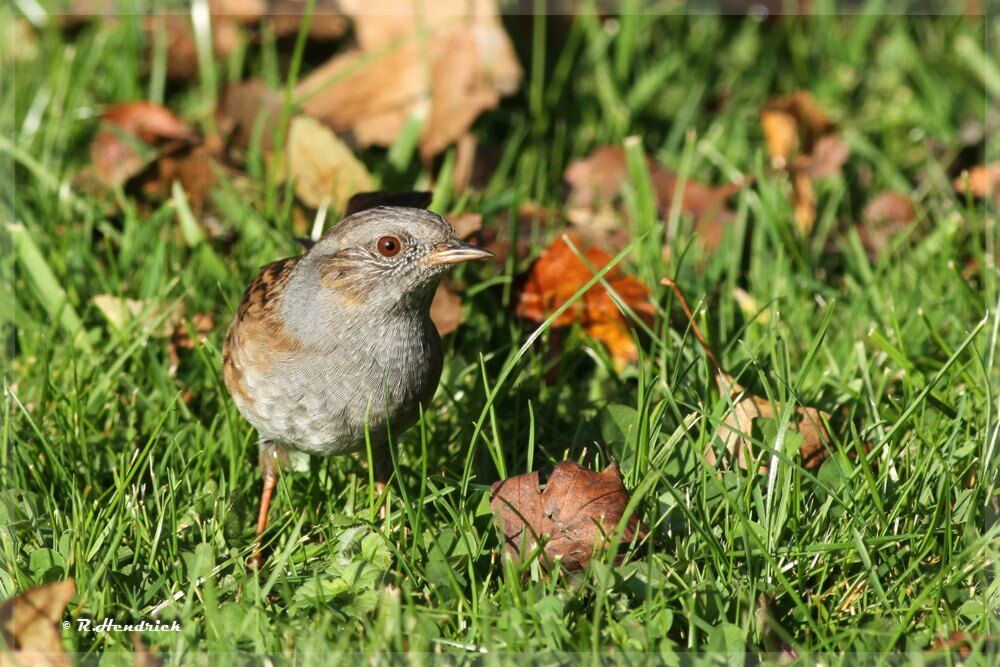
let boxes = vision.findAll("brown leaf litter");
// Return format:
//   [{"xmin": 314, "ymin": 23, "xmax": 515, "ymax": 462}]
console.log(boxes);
[
  {"xmin": 295, "ymin": 0, "xmax": 522, "ymax": 160},
  {"xmin": 490, "ymin": 461, "xmax": 647, "ymax": 571},
  {"xmin": 0, "ymin": 580, "xmax": 76, "ymax": 667},
  {"xmin": 661, "ymin": 277, "xmax": 834, "ymax": 474},
  {"xmin": 564, "ymin": 145, "xmax": 749, "ymax": 253},
  {"xmin": 760, "ymin": 91, "xmax": 849, "ymax": 235}
]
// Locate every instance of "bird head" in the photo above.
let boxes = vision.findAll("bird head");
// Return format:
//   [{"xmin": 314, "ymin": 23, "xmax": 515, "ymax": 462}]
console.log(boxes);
[{"xmin": 297, "ymin": 207, "xmax": 493, "ymax": 314}]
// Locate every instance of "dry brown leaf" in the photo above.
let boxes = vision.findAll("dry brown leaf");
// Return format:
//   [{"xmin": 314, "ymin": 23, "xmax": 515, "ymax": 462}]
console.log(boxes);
[
  {"xmin": 168, "ymin": 313, "xmax": 216, "ymax": 374},
  {"xmin": 796, "ymin": 134, "xmax": 849, "ymax": 179},
  {"xmin": 564, "ymin": 146, "xmax": 747, "ymax": 252},
  {"xmin": 154, "ymin": 14, "xmax": 244, "ymax": 81},
  {"xmin": 515, "ymin": 234, "xmax": 655, "ymax": 364},
  {"xmin": 92, "ymin": 295, "xmax": 185, "ymax": 338},
  {"xmin": 863, "ymin": 191, "xmax": 915, "ymax": 225},
  {"xmin": 856, "ymin": 191, "xmax": 916, "ymax": 257},
  {"xmin": 452, "ymin": 133, "xmax": 478, "ymax": 194},
  {"xmin": 953, "ymin": 163, "xmax": 1000, "ymax": 205},
  {"xmin": 90, "ymin": 102, "xmax": 197, "ymax": 188},
  {"xmin": 284, "ymin": 116, "xmax": 372, "ymax": 209},
  {"xmin": 760, "ymin": 109, "xmax": 799, "ymax": 170},
  {"xmin": 792, "ymin": 170, "xmax": 816, "ymax": 236},
  {"xmin": 760, "ymin": 91, "xmax": 847, "ymax": 235},
  {"xmin": 660, "ymin": 277, "xmax": 834, "ymax": 474},
  {"xmin": 150, "ymin": 142, "xmax": 220, "ymax": 213},
  {"xmin": 446, "ymin": 212, "xmax": 483, "ymax": 239},
  {"xmin": 295, "ymin": 0, "xmax": 522, "ymax": 159},
  {"xmin": 247, "ymin": 0, "xmax": 349, "ymax": 40},
  {"xmin": 429, "ymin": 283, "xmax": 465, "ymax": 336},
  {"xmin": 216, "ymin": 79, "xmax": 284, "ymax": 152},
  {"xmin": 708, "ymin": 391, "xmax": 833, "ymax": 473},
  {"xmin": 0, "ymin": 580, "xmax": 75, "ymax": 666},
  {"xmin": 490, "ymin": 461, "xmax": 646, "ymax": 571}
]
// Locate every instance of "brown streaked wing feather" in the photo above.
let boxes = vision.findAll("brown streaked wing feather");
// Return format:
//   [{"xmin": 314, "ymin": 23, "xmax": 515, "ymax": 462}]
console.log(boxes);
[
  {"xmin": 223, "ymin": 256, "xmax": 300, "ymax": 402},
  {"xmin": 235, "ymin": 256, "xmax": 300, "ymax": 322}
]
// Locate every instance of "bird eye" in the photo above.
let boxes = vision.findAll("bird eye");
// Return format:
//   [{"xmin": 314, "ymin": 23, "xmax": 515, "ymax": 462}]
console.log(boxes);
[{"xmin": 377, "ymin": 236, "xmax": 401, "ymax": 257}]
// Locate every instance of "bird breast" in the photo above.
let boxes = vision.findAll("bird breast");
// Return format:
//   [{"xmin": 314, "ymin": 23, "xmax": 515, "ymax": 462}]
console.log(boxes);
[{"xmin": 225, "ymin": 310, "xmax": 443, "ymax": 456}]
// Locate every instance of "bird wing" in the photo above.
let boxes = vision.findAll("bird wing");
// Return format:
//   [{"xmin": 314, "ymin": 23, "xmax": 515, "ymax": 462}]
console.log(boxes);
[{"xmin": 233, "ymin": 256, "xmax": 300, "ymax": 322}]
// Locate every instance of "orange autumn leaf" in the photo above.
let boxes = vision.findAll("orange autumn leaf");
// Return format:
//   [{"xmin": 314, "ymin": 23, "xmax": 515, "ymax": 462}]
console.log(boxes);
[
  {"xmin": 515, "ymin": 235, "xmax": 655, "ymax": 363},
  {"xmin": 953, "ymin": 163, "xmax": 1000, "ymax": 205}
]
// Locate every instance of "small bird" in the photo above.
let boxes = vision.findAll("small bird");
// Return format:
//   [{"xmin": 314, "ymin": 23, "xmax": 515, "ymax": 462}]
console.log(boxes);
[{"xmin": 222, "ymin": 201, "xmax": 492, "ymax": 566}]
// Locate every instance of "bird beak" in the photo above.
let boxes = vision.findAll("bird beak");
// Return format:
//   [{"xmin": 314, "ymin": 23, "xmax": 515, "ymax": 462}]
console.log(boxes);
[{"xmin": 428, "ymin": 239, "xmax": 494, "ymax": 265}]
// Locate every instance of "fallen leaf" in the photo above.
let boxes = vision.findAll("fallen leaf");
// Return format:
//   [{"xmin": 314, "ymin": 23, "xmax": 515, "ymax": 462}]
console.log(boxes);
[
  {"xmin": 452, "ymin": 133, "xmax": 478, "ymax": 193},
  {"xmin": 760, "ymin": 109, "xmax": 798, "ymax": 170},
  {"xmin": 0, "ymin": 580, "xmax": 75, "ymax": 666},
  {"xmin": 515, "ymin": 234, "xmax": 655, "ymax": 364},
  {"xmin": 928, "ymin": 631, "xmax": 989, "ymax": 659},
  {"xmin": 953, "ymin": 163, "xmax": 1000, "ymax": 205},
  {"xmin": 92, "ymin": 295, "xmax": 185, "ymax": 338},
  {"xmin": 764, "ymin": 90, "xmax": 835, "ymax": 142},
  {"xmin": 660, "ymin": 277, "xmax": 834, "ymax": 474},
  {"xmin": 792, "ymin": 170, "xmax": 816, "ymax": 238},
  {"xmin": 795, "ymin": 134, "xmax": 849, "ymax": 179},
  {"xmin": 212, "ymin": 0, "xmax": 348, "ymax": 40},
  {"xmin": 863, "ymin": 191, "xmax": 916, "ymax": 225},
  {"xmin": 856, "ymin": 191, "xmax": 916, "ymax": 257},
  {"xmin": 565, "ymin": 146, "xmax": 747, "ymax": 252},
  {"xmin": 708, "ymin": 391, "xmax": 833, "ymax": 473},
  {"xmin": 760, "ymin": 91, "xmax": 847, "ymax": 235},
  {"xmin": 284, "ymin": 115, "xmax": 373, "ymax": 210},
  {"xmin": 149, "ymin": 142, "xmax": 220, "ymax": 213},
  {"xmin": 446, "ymin": 212, "xmax": 483, "ymax": 239},
  {"xmin": 490, "ymin": 461, "xmax": 646, "ymax": 571},
  {"xmin": 295, "ymin": 0, "xmax": 522, "ymax": 159},
  {"xmin": 89, "ymin": 102, "xmax": 197, "ymax": 188},
  {"xmin": 168, "ymin": 313, "xmax": 215, "ymax": 374},
  {"xmin": 155, "ymin": 14, "xmax": 244, "ymax": 81},
  {"xmin": 429, "ymin": 283, "xmax": 465, "ymax": 336},
  {"xmin": 216, "ymin": 79, "xmax": 284, "ymax": 152}
]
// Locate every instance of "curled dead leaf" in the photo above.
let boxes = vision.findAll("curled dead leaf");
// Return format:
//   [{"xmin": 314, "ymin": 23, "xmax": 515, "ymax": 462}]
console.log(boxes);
[
  {"xmin": 0, "ymin": 580, "xmax": 75, "ymax": 666},
  {"xmin": 168, "ymin": 313, "xmax": 215, "ymax": 374},
  {"xmin": 856, "ymin": 191, "xmax": 917, "ymax": 258},
  {"xmin": 92, "ymin": 295, "xmax": 185, "ymax": 338},
  {"xmin": 446, "ymin": 212, "xmax": 483, "ymax": 240},
  {"xmin": 863, "ymin": 191, "xmax": 915, "ymax": 225},
  {"xmin": 89, "ymin": 102, "xmax": 197, "ymax": 188},
  {"xmin": 296, "ymin": 0, "xmax": 522, "ymax": 159},
  {"xmin": 515, "ymin": 235, "xmax": 655, "ymax": 364},
  {"xmin": 565, "ymin": 145, "xmax": 748, "ymax": 252},
  {"xmin": 429, "ymin": 283, "xmax": 465, "ymax": 336},
  {"xmin": 760, "ymin": 91, "xmax": 847, "ymax": 235},
  {"xmin": 760, "ymin": 109, "xmax": 798, "ymax": 170},
  {"xmin": 284, "ymin": 116, "xmax": 373, "ymax": 210},
  {"xmin": 660, "ymin": 277, "xmax": 836, "ymax": 474},
  {"xmin": 216, "ymin": 79, "xmax": 284, "ymax": 152},
  {"xmin": 490, "ymin": 461, "xmax": 646, "ymax": 571},
  {"xmin": 708, "ymin": 391, "xmax": 834, "ymax": 474}
]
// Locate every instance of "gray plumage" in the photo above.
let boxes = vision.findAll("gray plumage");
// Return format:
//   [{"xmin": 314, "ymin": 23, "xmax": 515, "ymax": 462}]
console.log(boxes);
[{"xmin": 223, "ymin": 206, "xmax": 490, "ymax": 459}]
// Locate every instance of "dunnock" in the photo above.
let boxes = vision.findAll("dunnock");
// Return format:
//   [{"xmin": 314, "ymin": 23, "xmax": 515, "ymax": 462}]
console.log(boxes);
[{"xmin": 222, "ymin": 203, "xmax": 491, "ymax": 566}]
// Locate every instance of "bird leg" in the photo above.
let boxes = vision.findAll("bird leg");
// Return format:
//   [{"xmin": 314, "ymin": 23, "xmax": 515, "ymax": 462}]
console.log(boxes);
[
  {"xmin": 373, "ymin": 445, "xmax": 392, "ymax": 521},
  {"xmin": 250, "ymin": 441, "xmax": 283, "ymax": 570}
]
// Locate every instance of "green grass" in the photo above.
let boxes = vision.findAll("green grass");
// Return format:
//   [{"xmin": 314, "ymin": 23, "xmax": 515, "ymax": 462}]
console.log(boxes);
[{"xmin": 3, "ymin": 3, "xmax": 999, "ymax": 662}]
